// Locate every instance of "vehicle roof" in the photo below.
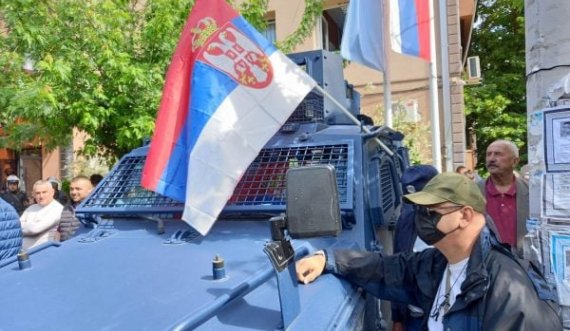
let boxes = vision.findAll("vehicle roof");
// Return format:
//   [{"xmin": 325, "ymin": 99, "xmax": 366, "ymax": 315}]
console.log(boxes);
[{"xmin": 0, "ymin": 219, "xmax": 359, "ymax": 330}]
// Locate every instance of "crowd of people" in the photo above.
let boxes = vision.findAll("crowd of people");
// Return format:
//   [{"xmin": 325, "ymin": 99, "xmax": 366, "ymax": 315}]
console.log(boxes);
[
  {"xmin": 0, "ymin": 173, "xmax": 101, "ymax": 260},
  {"xmin": 0, "ymin": 138, "xmax": 563, "ymax": 330}
]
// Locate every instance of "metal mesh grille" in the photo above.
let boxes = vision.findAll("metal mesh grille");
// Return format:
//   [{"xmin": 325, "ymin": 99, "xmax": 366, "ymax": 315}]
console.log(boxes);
[
  {"xmin": 81, "ymin": 156, "xmax": 183, "ymax": 210},
  {"xmin": 80, "ymin": 143, "xmax": 350, "ymax": 214},
  {"xmin": 228, "ymin": 144, "xmax": 350, "ymax": 206},
  {"xmin": 285, "ymin": 92, "xmax": 324, "ymax": 124}
]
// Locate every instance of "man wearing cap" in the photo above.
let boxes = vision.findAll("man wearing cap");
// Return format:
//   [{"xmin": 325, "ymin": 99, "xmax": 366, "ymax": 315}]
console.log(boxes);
[
  {"xmin": 296, "ymin": 173, "xmax": 561, "ymax": 330},
  {"xmin": 0, "ymin": 175, "xmax": 28, "ymax": 215},
  {"xmin": 20, "ymin": 180, "xmax": 64, "ymax": 250}
]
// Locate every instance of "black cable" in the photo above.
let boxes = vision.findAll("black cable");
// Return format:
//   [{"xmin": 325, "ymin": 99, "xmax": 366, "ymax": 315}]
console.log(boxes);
[{"xmin": 526, "ymin": 64, "xmax": 570, "ymax": 78}]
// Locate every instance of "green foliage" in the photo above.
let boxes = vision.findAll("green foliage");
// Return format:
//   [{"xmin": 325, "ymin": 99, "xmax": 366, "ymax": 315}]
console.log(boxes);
[
  {"xmin": 0, "ymin": 0, "xmax": 193, "ymax": 162},
  {"xmin": 0, "ymin": 0, "xmax": 322, "ymax": 163},
  {"xmin": 465, "ymin": 0, "xmax": 527, "ymax": 169},
  {"xmin": 277, "ymin": 0, "xmax": 323, "ymax": 53},
  {"xmin": 238, "ymin": 0, "xmax": 269, "ymax": 31},
  {"xmin": 236, "ymin": 0, "xmax": 325, "ymax": 53},
  {"xmin": 61, "ymin": 179, "xmax": 71, "ymax": 196}
]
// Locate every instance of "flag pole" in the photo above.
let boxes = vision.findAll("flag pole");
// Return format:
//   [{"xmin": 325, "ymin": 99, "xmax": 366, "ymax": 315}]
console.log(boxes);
[
  {"xmin": 429, "ymin": 0, "xmax": 442, "ymax": 172},
  {"xmin": 383, "ymin": 0, "xmax": 393, "ymax": 127},
  {"xmin": 315, "ymin": 84, "xmax": 394, "ymax": 156},
  {"xmin": 439, "ymin": 0, "xmax": 453, "ymax": 171}
]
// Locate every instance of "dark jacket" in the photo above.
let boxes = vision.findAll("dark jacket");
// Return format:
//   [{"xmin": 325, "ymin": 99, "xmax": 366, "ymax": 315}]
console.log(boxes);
[
  {"xmin": 391, "ymin": 166, "xmax": 437, "ymax": 328},
  {"xmin": 53, "ymin": 189, "xmax": 69, "ymax": 206},
  {"xmin": 325, "ymin": 228, "xmax": 561, "ymax": 330},
  {"xmin": 0, "ymin": 191, "xmax": 27, "ymax": 215},
  {"xmin": 0, "ymin": 197, "xmax": 22, "ymax": 261},
  {"xmin": 58, "ymin": 203, "xmax": 81, "ymax": 241}
]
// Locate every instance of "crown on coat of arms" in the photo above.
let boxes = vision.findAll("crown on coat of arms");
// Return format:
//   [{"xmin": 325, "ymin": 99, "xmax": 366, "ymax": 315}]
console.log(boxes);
[{"xmin": 191, "ymin": 17, "xmax": 218, "ymax": 51}]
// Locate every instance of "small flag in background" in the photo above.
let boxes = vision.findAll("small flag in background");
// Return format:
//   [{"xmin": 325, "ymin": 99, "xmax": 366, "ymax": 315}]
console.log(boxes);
[
  {"xmin": 340, "ymin": 0, "xmax": 386, "ymax": 72},
  {"xmin": 390, "ymin": 0, "xmax": 431, "ymax": 61},
  {"xmin": 141, "ymin": 0, "xmax": 316, "ymax": 235}
]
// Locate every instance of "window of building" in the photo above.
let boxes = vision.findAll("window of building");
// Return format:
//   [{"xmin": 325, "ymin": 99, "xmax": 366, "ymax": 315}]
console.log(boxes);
[
  {"xmin": 262, "ymin": 19, "xmax": 276, "ymax": 45},
  {"xmin": 319, "ymin": 7, "xmax": 345, "ymax": 52},
  {"xmin": 321, "ymin": 16, "xmax": 330, "ymax": 50}
]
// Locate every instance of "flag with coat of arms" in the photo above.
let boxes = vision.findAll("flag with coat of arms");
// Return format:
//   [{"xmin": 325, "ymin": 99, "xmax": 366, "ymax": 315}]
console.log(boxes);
[{"xmin": 141, "ymin": 0, "xmax": 316, "ymax": 235}]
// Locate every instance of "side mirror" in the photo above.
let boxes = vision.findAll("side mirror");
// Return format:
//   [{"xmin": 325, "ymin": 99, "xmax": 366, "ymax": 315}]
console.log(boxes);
[
  {"xmin": 286, "ymin": 165, "xmax": 342, "ymax": 238},
  {"xmin": 264, "ymin": 165, "xmax": 342, "ymax": 272},
  {"xmin": 263, "ymin": 165, "xmax": 343, "ymax": 329}
]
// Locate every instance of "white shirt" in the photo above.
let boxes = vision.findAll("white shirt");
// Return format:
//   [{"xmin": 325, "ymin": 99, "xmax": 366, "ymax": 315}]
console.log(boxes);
[
  {"xmin": 427, "ymin": 257, "xmax": 469, "ymax": 331},
  {"xmin": 20, "ymin": 200, "xmax": 64, "ymax": 250}
]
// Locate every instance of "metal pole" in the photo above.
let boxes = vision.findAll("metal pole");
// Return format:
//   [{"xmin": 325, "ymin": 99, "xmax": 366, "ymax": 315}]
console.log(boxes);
[
  {"xmin": 429, "ymin": 0, "xmax": 442, "ymax": 172},
  {"xmin": 315, "ymin": 85, "xmax": 394, "ymax": 156},
  {"xmin": 383, "ymin": 68, "xmax": 392, "ymax": 126},
  {"xmin": 439, "ymin": 0, "xmax": 453, "ymax": 171},
  {"xmin": 383, "ymin": 0, "xmax": 393, "ymax": 127}
]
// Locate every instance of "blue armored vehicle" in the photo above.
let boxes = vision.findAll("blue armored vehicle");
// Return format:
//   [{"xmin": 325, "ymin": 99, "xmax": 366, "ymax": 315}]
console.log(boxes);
[{"xmin": 0, "ymin": 50, "xmax": 408, "ymax": 330}]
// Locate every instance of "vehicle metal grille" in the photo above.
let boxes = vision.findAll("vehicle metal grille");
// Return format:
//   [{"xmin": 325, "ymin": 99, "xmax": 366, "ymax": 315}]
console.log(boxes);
[
  {"xmin": 285, "ymin": 92, "xmax": 324, "ymax": 124},
  {"xmin": 228, "ymin": 143, "xmax": 350, "ymax": 206},
  {"xmin": 379, "ymin": 161, "xmax": 395, "ymax": 213},
  {"xmin": 80, "ymin": 155, "xmax": 184, "ymax": 213},
  {"xmin": 79, "ymin": 143, "xmax": 351, "ymax": 215}
]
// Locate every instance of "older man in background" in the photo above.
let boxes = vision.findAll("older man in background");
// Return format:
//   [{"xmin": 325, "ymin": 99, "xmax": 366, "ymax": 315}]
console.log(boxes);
[
  {"xmin": 478, "ymin": 139, "xmax": 529, "ymax": 256},
  {"xmin": 20, "ymin": 180, "xmax": 64, "ymax": 250},
  {"xmin": 58, "ymin": 176, "xmax": 93, "ymax": 241}
]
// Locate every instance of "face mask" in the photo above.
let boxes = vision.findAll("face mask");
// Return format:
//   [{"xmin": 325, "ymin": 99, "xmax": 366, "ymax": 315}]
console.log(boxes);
[{"xmin": 415, "ymin": 206, "xmax": 462, "ymax": 245}]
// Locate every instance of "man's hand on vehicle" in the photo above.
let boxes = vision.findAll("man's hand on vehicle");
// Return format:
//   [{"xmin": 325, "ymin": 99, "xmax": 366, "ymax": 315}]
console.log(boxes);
[{"xmin": 296, "ymin": 253, "xmax": 326, "ymax": 284}]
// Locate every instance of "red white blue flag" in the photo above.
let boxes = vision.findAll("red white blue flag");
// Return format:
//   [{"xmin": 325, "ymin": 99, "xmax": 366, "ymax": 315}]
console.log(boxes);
[
  {"xmin": 390, "ymin": 0, "xmax": 431, "ymax": 61},
  {"xmin": 141, "ymin": 0, "xmax": 315, "ymax": 235}
]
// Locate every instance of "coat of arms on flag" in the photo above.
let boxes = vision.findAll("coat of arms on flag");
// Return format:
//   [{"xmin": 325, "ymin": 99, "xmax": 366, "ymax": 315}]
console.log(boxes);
[{"xmin": 193, "ymin": 17, "xmax": 273, "ymax": 88}]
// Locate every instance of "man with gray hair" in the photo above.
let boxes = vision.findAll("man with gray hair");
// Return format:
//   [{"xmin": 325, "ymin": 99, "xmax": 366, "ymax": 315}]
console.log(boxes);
[
  {"xmin": 478, "ymin": 139, "xmax": 529, "ymax": 256},
  {"xmin": 20, "ymin": 180, "xmax": 64, "ymax": 250}
]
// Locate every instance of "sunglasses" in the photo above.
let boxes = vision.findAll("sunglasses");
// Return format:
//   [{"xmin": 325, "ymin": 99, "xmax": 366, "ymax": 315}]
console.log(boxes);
[{"xmin": 419, "ymin": 204, "xmax": 464, "ymax": 217}]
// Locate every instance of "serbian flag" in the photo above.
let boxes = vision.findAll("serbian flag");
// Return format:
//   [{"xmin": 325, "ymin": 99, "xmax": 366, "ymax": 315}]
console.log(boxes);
[
  {"xmin": 141, "ymin": 0, "xmax": 316, "ymax": 235},
  {"xmin": 389, "ymin": 0, "xmax": 431, "ymax": 61},
  {"xmin": 340, "ymin": 0, "xmax": 386, "ymax": 72}
]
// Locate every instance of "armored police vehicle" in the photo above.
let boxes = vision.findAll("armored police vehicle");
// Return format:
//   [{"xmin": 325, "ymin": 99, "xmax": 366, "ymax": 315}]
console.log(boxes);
[{"xmin": 0, "ymin": 50, "xmax": 408, "ymax": 330}]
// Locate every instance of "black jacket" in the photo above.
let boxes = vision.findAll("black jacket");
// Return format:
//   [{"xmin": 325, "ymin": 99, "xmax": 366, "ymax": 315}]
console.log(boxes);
[
  {"xmin": 325, "ymin": 228, "xmax": 562, "ymax": 330},
  {"xmin": 0, "ymin": 191, "xmax": 27, "ymax": 215}
]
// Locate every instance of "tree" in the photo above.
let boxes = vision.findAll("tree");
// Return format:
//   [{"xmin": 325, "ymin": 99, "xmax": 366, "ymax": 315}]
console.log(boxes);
[
  {"xmin": 0, "ymin": 0, "xmax": 323, "ymax": 163},
  {"xmin": 464, "ymin": 0, "xmax": 527, "ymax": 170}
]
